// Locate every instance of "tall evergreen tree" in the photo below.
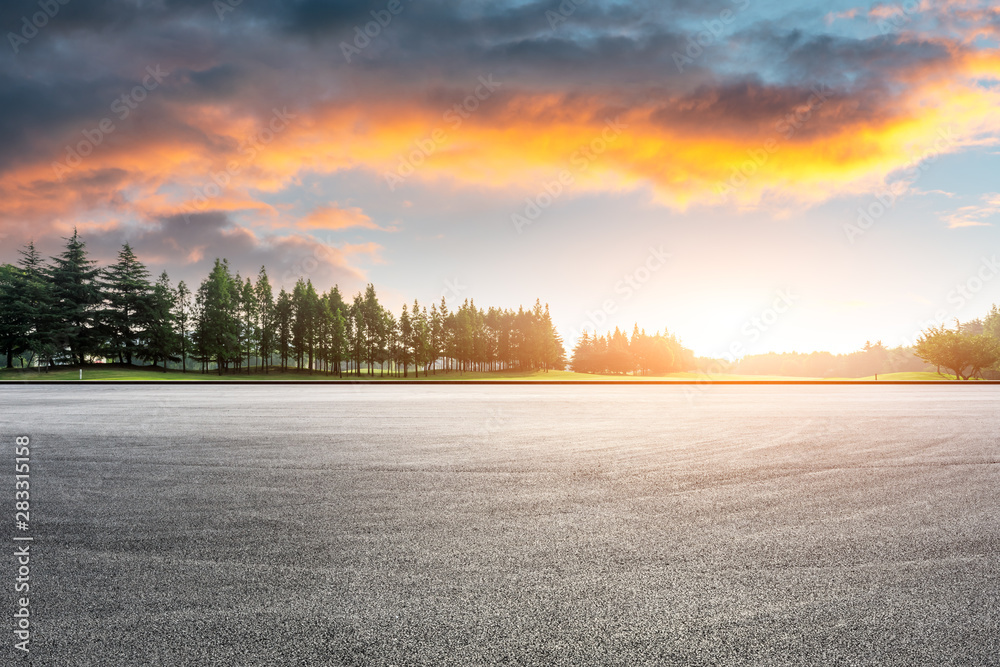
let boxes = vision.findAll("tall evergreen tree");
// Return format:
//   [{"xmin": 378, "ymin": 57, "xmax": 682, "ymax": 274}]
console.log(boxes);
[
  {"xmin": 48, "ymin": 228, "xmax": 102, "ymax": 365},
  {"xmin": 14, "ymin": 240, "xmax": 54, "ymax": 367},
  {"xmin": 362, "ymin": 284, "xmax": 383, "ymax": 375},
  {"xmin": 399, "ymin": 303, "xmax": 412, "ymax": 378},
  {"xmin": 240, "ymin": 276, "xmax": 257, "ymax": 373},
  {"xmin": 275, "ymin": 288, "xmax": 292, "ymax": 371},
  {"xmin": 174, "ymin": 280, "xmax": 191, "ymax": 372},
  {"xmin": 349, "ymin": 293, "xmax": 365, "ymax": 375},
  {"xmin": 143, "ymin": 272, "xmax": 179, "ymax": 371},
  {"xmin": 304, "ymin": 280, "xmax": 320, "ymax": 372},
  {"xmin": 255, "ymin": 267, "xmax": 274, "ymax": 374},
  {"xmin": 290, "ymin": 279, "xmax": 307, "ymax": 370},
  {"xmin": 438, "ymin": 297, "xmax": 451, "ymax": 371},
  {"xmin": 101, "ymin": 243, "xmax": 152, "ymax": 365},
  {"xmin": 0, "ymin": 264, "xmax": 27, "ymax": 368},
  {"xmin": 411, "ymin": 300, "xmax": 429, "ymax": 377},
  {"xmin": 195, "ymin": 259, "xmax": 239, "ymax": 375},
  {"xmin": 429, "ymin": 302, "xmax": 442, "ymax": 375}
]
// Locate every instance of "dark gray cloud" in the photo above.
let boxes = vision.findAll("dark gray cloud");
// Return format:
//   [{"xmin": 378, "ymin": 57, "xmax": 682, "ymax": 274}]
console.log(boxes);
[
  {"xmin": 745, "ymin": 25, "xmax": 955, "ymax": 89},
  {"xmin": 1, "ymin": 210, "xmax": 369, "ymax": 294}
]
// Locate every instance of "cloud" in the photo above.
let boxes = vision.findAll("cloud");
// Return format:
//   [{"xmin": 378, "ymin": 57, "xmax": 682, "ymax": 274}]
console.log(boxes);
[
  {"xmin": 93, "ymin": 211, "xmax": 373, "ymax": 293},
  {"xmin": 298, "ymin": 204, "xmax": 382, "ymax": 231},
  {"xmin": 2, "ymin": 0, "xmax": 1000, "ymax": 253},
  {"xmin": 942, "ymin": 193, "xmax": 1000, "ymax": 228},
  {"xmin": 0, "ymin": 209, "xmax": 373, "ymax": 295}
]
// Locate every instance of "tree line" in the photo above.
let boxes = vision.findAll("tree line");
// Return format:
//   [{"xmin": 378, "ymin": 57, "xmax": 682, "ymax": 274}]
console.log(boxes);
[
  {"xmin": 0, "ymin": 230, "xmax": 567, "ymax": 375},
  {"xmin": 7, "ymin": 229, "xmax": 995, "ymax": 380},
  {"xmin": 570, "ymin": 326, "xmax": 695, "ymax": 375},
  {"xmin": 696, "ymin": 315, "xmax": 1000, "ymax": 381},
  {"xmin": 704, "ymin": 342, "xmax": 923, "ymax": 378}
]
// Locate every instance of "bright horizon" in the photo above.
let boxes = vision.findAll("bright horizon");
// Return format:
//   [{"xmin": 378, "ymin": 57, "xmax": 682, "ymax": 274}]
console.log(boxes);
[{"xmin": 2, "ymin": 0, "xmax": 1000, "ymax": 358}]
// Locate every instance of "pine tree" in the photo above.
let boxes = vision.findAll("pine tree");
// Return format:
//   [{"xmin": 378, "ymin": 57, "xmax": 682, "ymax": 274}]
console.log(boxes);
[
  {"xmin": 275, "ymin": 288, "xmax": 292, "ymax": 371},
  {"xmin": 174, "ymin": 280, "xmax": 191, "ymax": 372},
  {"xmin": 332, "ymin": 306, "xmax": 347, "ymax": 377},
  {"xmin": 48, "ymin": 228, "xmax": 102, "ymax": 365},
  {"xmin": 362, "ymin": 284, "xmax": 383, "ymax": 375},
  {"xmin": 542, "ymin": 304, "xmax": 566, "ymax": 371},
  {"xmin": 399, "ymin": 303, "xmax": 412, "ymax": 378},
  {"xmin": 255, "ymin": 267, "xmax": 274, "ymax": 374},
  {"xmin": 291, "ymin": 279, "xmax": 307, "ymax": 370},
  {"xmin": 438, "ymin": 297, "xmax": 451, "ymax": 371},
  {"xmin": 430, "ymin": 302, "xmax": 442, "ymax": 374},
  {"xmin": 410, "ymin": 299, "xmax": 426, "ymax": 377},
  {"xmin": 0, "ymin": 264, "xmax": 27, "ymax": 368},
  {"xmin": 304, "ymin": 280, "xmax": 320, "ymax": 372},
  {"xmin": 101, "ymin": 243, "xmax": 152, "ymax": 365},
  {"xmin": 571, "ymin": 331, "xmax": 594, "ymax": 373},
  {"xmin": 143, "ymin": 272, "xmax": 179, "ymax": 372},
  {"xmin": 241, "ymin": 277, "xmax": 257, "ymax": 374},
  {"xmin": 196, "ymin": 259, "xmax": 239, "ymax": 375},
  {"xmin": 14, "ymin": 241, "xmax": 54, "ymax": 368}
]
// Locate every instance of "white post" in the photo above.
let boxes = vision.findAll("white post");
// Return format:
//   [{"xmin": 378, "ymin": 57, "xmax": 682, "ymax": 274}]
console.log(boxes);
[{"xmin": 79, "ymin": 369, "xmax": 82, "ymax": 381}]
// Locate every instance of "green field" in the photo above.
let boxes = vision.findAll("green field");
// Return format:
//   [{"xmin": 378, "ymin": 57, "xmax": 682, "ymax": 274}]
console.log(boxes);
[
  {"xmin": 824, "ymin": 371, "xmax": 973, "ymax": 382},
  {"xmin": 0, "ymin": 366, "xmax": 589, "ymax": 382},
  {"xmin": 0, "ymin": 366, "xmax": 975, "ymax": 382}
]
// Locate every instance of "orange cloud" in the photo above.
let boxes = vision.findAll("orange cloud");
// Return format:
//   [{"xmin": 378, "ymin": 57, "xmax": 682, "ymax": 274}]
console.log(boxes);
[
  {"xmin": 281, "ymin": 57, "xmax": 1000, "ymax": 212},
  {"xmin": 2, "ymin": 37, "xmax": 1000, "ymax": 236},
  {"xmin": 299, "ymin": 204, "xmax": 379, "ymax": 231}
]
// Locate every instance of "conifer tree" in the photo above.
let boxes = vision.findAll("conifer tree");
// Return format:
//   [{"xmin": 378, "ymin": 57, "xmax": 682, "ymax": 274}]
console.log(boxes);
[
  {"xmin": 48, "ymin": 228, "xmax": 102, "ymax": 365},
  {"xmin": 101, "ymin": 243, "xmax": 152, "ymax": 365}
]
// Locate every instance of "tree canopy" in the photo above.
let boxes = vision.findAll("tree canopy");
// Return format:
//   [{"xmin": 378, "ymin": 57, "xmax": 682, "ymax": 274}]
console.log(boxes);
[{"xmin": 914, "ymin": 323, "xmax": 1000, "ymax": 381}]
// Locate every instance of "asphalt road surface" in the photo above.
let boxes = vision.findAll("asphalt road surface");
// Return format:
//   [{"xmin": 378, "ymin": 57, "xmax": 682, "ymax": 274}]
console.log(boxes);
[{"xmin": 2, "ymin": 385, "xmax": 998, "ymax": 665}]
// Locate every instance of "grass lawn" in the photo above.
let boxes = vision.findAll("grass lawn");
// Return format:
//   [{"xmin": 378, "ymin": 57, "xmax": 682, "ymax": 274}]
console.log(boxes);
[
  {"xmin": 824, "ymin": 371, "xmax": 971, "ymax": 381},
  {"xmin": 0, "ymin": 366, "xmax": 590, "ymax": 382},
  {"xmin": 0, "ymin": 366, "xmax": 981, "ymax": 382}
]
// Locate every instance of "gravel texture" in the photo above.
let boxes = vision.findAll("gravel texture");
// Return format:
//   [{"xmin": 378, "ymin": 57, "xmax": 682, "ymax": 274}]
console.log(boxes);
[{"xmin": 2, "ymin": 385, "xmax": 999, "ymax": 665}]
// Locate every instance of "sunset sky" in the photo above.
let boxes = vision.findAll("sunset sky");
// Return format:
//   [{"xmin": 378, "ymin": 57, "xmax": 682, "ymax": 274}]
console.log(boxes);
[{"xmin": 2, "ymin": 0, "xmax": 1000, "ymax": 357}]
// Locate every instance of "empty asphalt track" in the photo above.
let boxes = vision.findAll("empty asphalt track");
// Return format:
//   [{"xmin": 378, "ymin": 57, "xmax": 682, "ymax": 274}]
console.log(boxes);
[{"xmin": 2, "ymin": 385, "xmax": 998, "ymax": 665}]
